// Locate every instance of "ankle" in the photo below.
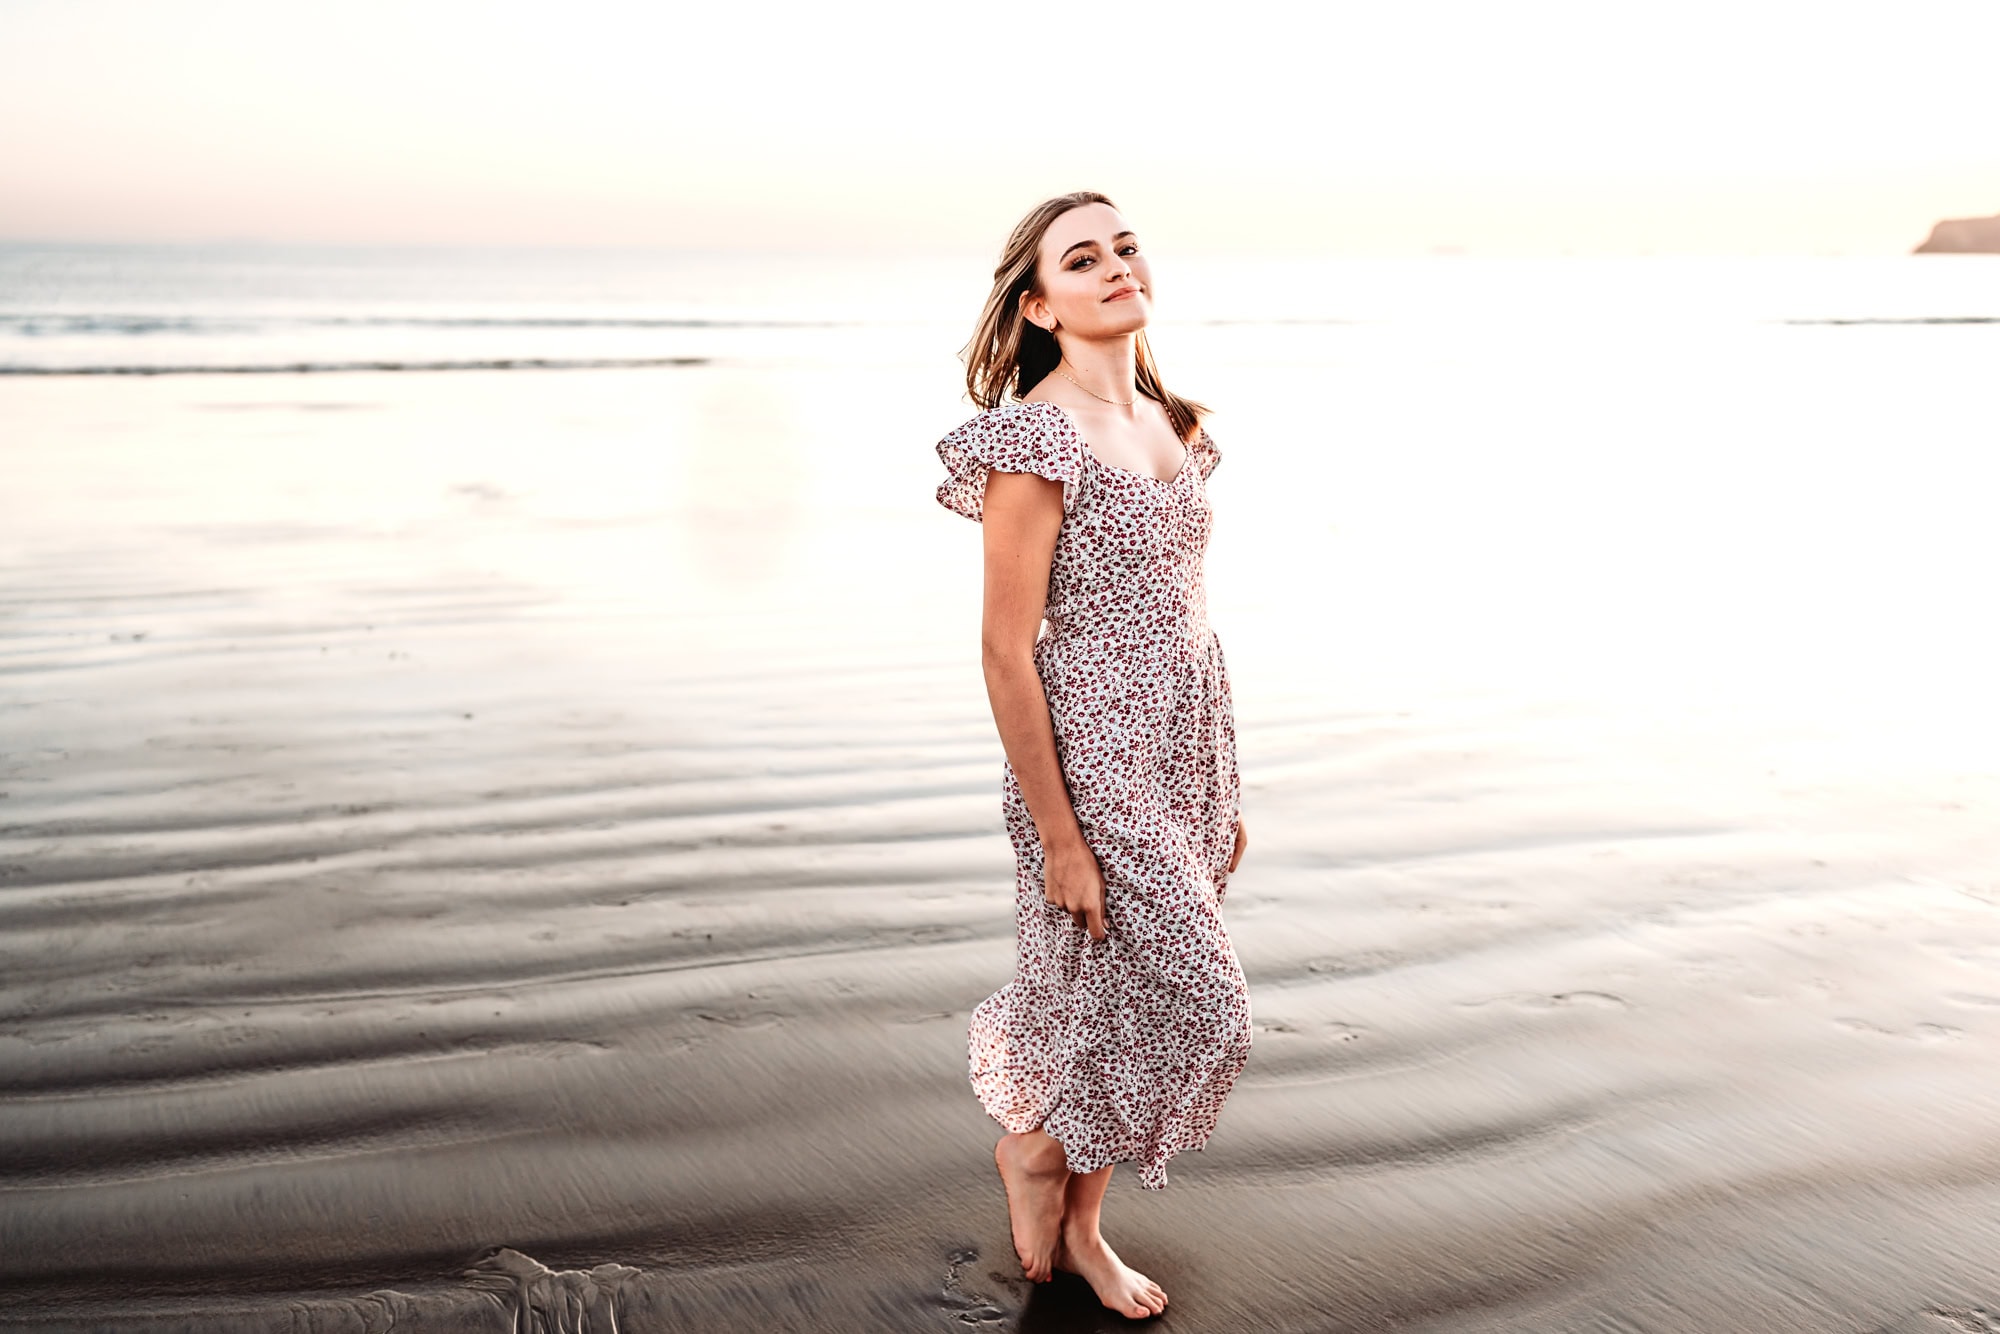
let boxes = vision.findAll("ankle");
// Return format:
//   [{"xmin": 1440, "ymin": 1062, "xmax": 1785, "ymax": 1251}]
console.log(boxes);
[{"xmin": 1060, "ymin": 1216, "xmax": 1104, "ymax": 1245}]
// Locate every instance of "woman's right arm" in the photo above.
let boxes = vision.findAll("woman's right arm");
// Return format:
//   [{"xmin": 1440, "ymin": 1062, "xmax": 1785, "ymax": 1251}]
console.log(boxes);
[{"xmin": 977, "ymin": 469, "xmax": 1107, "ymax": 941}]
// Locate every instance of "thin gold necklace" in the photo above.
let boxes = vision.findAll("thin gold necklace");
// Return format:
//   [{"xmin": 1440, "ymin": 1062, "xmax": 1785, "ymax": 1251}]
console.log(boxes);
[{"xmin": 1052, "ymin": 360, "xmax": 1137, "ymax": 407}]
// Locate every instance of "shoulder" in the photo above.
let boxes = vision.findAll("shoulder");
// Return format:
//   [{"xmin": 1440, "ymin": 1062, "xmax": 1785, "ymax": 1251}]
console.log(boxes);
[
  {"xmin": 937, "ymin": 399, "xmax": 1084, "ymax": 472},
  {"xmin": 952, "ymin": 397, "xmax": 1074, "ymax": 434},
  {"xmin": 1191, "ymin": 421, "xmax": 1222, "ymax": 479},
  {"xmin": 934, "ymin": 400, "xmax": 1089, "ymax": 522}
]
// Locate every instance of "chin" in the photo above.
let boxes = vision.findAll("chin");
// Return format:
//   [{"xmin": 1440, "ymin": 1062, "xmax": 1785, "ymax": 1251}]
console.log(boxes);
[{"xmin": 1097, "ymin": 301, "xmax": 1150, "ymax": 333}]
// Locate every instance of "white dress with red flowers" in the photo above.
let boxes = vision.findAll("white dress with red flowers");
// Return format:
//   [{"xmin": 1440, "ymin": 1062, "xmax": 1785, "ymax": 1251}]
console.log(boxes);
[{"xmin": 935, "ymin": 398, "xmax": 1253, "ymax": 1190}]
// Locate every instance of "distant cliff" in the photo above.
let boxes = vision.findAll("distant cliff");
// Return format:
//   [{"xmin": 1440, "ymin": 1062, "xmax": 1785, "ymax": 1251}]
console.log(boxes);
[{"xmin": 1915, "ymin": 213, "xmax": 2000, "ymax": 254}]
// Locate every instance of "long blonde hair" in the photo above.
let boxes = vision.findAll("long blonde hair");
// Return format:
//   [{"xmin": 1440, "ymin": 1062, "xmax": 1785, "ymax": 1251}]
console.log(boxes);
[{"xmin": 961, "ymin": 190, "xmax": 1208, "ymax": 443}]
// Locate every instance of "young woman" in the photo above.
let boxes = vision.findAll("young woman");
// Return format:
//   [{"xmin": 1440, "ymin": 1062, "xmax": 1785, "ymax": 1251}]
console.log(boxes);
[{"xmin": 933, "ymin": 191, "xmax": 1253, "ymax": 1319}]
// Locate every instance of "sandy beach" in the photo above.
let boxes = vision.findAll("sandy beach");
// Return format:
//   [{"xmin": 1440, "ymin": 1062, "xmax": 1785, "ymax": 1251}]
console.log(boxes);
[{"xmin": 6, "ymin": 253, "xmax": 2000, "ymax": 1331}]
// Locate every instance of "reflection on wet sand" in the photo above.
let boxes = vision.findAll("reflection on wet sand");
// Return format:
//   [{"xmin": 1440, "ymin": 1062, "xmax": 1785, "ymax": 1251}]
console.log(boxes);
[{"xmin": 6, "ymin": 292, "xmax": 2000, "ymax": 1330}]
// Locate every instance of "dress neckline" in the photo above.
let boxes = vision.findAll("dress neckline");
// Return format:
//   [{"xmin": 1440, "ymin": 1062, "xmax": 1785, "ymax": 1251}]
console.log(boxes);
[{"xmin": 1015, "ymin": 398, "xmax": 1191, "ymax": 487}]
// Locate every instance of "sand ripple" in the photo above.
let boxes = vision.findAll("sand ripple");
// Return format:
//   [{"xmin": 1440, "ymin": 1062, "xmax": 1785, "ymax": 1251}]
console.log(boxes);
[{"xmin": 8, "ymin": 370, "xmax": 2000, "ymax": 1330}]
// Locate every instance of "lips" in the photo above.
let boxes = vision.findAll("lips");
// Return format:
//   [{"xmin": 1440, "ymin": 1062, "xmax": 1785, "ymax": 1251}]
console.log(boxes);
[{"xmin": 1104, "ymin": 287, "xmax": 1143, "ymax": 303}]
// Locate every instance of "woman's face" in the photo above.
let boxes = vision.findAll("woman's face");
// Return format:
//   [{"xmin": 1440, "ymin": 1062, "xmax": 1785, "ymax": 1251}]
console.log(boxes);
[{"xmin": 1024, "ymin": 202, "xmax": 1153, "ymax": 340}]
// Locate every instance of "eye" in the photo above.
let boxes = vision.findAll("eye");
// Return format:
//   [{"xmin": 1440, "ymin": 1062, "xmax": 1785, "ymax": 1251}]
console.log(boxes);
[
  {"xmin": 1068, "ymin": 255, "xmax": 1094, "ymax": 270},
  {"xmin": 1118, "ymin": 243, "xmax": 1139, "ymax": 255}
]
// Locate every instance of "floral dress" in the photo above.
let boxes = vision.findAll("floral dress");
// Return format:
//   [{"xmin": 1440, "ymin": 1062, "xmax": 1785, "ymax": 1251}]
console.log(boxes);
[{"xmin": 935, "ymin": 398, "xmax": 1253, "ymax": 1190}]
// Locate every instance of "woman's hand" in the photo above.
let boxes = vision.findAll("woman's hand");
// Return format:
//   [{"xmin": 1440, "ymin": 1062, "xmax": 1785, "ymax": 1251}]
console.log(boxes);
[
  {"xmin": 1043, "ymin": 836, "xmax": 1108, "ymax": 940},
  {"xmin": 1227, "ymin": 817, "xmax": 1248, "ymax": 873}
]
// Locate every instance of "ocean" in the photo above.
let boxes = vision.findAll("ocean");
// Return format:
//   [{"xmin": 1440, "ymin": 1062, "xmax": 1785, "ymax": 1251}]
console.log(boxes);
[{"xmin": 4, "ymin": 243, "xmax": 2000, "ymax": 1330}]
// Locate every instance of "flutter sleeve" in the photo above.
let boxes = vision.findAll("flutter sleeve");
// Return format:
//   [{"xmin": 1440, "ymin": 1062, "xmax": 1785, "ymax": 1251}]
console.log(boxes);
[
  {"xmin": 1191, "ymin": 424, "xmax": 1222, "ymax": 481},
  {"xmin": 934, "ymin": 401, "xmax": 1089, "ymax": 522}
]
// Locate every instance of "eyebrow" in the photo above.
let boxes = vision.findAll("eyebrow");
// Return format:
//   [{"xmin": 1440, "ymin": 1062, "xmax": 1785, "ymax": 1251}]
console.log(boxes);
[{"xmin": 1060, "ymin": 231, "xmax": 1136, "ymax": 261}]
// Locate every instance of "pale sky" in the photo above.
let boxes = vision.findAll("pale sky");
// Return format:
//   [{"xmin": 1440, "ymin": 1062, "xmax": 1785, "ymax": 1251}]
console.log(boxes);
[{"xmin": 1, "ymin": 0, "xmax": 1995, "ymax": 255}]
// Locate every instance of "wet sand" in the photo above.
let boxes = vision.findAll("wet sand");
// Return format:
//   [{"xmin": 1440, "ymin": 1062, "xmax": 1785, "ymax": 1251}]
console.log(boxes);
[{"xmin": 6, "ymin": 341, "xmax": 2000, "ymax": 1332}]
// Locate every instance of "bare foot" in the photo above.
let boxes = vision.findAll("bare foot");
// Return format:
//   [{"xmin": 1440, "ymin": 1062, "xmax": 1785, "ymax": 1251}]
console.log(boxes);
[
  {"xmin": 994, "ymin": 1132, "xmax": 1071, "ymax": 1282},
  {"xmin": 1054, "ymin": 1222, "xmax": 1168, "ymax": 1318}
]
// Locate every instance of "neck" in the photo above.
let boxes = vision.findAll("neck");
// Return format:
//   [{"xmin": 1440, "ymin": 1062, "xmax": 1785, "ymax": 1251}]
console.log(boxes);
[{"xmin": 1053, "ymin": 335, "xmax": 1139, "ymax": 413}]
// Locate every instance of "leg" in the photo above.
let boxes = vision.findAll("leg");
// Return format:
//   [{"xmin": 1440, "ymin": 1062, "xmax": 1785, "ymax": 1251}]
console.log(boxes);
[
  {"xmin": 994, "ymin": 1128, "xmax": 1071, "ymax": 1282},
  {"xmin": 1053, "ymin": 1164, "xmax": 1168, "ymax": 1317}
]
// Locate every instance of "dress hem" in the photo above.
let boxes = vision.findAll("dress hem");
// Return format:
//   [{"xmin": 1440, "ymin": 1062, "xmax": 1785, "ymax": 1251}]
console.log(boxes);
[
  {"xmin": 976, "ymin": 1100, "xmax": 1187, "ymax": 1191},
  {"xmin": 969, "ymin": 1046, "xmax": 1243, "ymax": 1192}
]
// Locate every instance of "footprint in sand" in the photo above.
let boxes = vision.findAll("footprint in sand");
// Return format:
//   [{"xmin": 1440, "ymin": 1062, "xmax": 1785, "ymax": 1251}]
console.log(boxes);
[
  {"xmin": 691, "ymin": 1008, "xmax": 786, "ymax": 1030},
  {"xmin": 1305, "ymin": 951, "xmax": 1406, "ymax": 978},
  {"xmin": 1926, "ymin": 1304, "xmax": 2000, "ymax": 1332},
  {"xmin": 1456, "ymin": 991, "xmax": 1628, "ymax": 1011},
  {"xmin": 940, "ymin": 1246, "xmax": 1005, "ymax": 1325},
  {"xmin": 1256, "ymin": 1019, "xmax": 1365, "ymax": 1042},
  {"xmin": 891, "ymin": 1010, "xmax": 959, "ymax": 1026},
  {"xmin": 1834, "ymin": 1017, "xmax": 1963, "ymax": 1042}
]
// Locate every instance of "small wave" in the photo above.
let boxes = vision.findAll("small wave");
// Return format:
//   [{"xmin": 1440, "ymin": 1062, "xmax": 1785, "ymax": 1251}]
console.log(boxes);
[
  {"xmin": 0, "ymin": 312, "xmax": 861, "ymax": 335},
  {"xmin": 322, "ymin": 315, "xmax": 860, "ymax": 329},
  {"xmin": 1197, "ymin": 317, "xmax": 1363, "ymax": 326},
  {"xmin": 0, "ymin": 314, "xmax": 237, "ymax": 336},
  {"xmin": 0, "ymin": 356, "xmax": 712, "ymax": 376},
  {"xmin": 1780, "ymin": 316, "xmax": 2000, "ymax": 325}
]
